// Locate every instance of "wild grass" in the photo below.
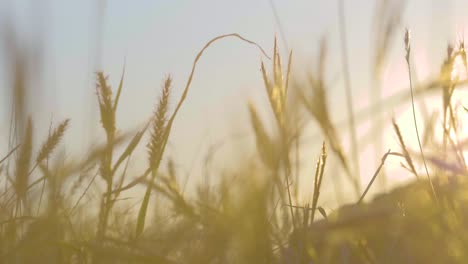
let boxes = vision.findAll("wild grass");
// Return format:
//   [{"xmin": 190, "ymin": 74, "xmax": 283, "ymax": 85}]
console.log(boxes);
[
  {"xmin": 3, "ymin": 5, "xmax": 468, "ymax": 264},
  {"xmin": 404, "ymin": 29, "xmax": 438, "ymax": 203}
]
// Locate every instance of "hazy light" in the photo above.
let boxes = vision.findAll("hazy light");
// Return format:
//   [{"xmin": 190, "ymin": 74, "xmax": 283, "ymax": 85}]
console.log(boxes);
[{"xmin": 451, "ymin": 53, "xmax": 467, "ymax": 81}]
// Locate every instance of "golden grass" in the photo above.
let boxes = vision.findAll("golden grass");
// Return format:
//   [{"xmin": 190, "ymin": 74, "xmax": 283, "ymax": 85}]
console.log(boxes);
[{"xmin": 3, "ymin": 8, "xmax": 468, "ymax": 263}]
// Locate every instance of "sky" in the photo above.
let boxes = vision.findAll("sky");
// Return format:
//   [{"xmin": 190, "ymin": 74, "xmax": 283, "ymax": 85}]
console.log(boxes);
[{"xmin": 1, "ymin": 0, "xmax": 468, "ymax": 205}]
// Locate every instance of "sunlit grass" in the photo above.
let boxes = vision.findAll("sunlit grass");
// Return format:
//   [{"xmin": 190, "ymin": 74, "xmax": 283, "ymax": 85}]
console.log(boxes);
[{"xmin": 3, "ymin": 4, "xmax": 468, "ymax": 264}]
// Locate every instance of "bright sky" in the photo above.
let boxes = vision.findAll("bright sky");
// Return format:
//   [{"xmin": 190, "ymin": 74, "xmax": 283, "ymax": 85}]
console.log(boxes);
[{"xmin": 1, "ymin": 0, "xmax": 468, "ymax": 206}]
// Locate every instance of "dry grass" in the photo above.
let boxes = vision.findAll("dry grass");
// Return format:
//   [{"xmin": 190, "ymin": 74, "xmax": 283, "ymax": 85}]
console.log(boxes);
[{"xmin": 2, "ymin": 4, "xmax": 468, "ymax": 264}]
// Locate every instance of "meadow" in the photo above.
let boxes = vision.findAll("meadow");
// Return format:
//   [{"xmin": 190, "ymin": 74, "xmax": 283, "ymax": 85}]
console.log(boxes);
[{"xmin": 2, "ymin": 2, "xmax": 468, "ymax": 264}]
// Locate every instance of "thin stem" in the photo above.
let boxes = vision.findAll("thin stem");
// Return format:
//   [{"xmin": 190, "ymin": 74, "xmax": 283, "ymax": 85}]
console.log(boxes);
[
  {"xmin": 268, "ymin": 0, "xmax": 289, "ymax": 51},
  {"xmin": 69, "ymin": 171, "xmax": 99, "ymax": 216},
  {"xmin": 280, "ymin": 126, "xmax": 296, "ymax": 228},
  {"xmin": 284, "ymin": 160, "xmax": 296, "ymax": 229},
  {"xmin": 404, "ymin": 32, "xmax": 438, "ymax": 203},
  {"xmin": 338, "ymin": 0, "xmax": 360, "ymax": 192},
  {"xmin": 311, "ymin": 143, "xmax": 327, "ymax": 223},
  {"xmin": 358, "ymin": 150, "xmax": 392, "ymax": 203},
  {"xmin": 0, "ymin": 144, "xmax": 20, "ymax": 165}
]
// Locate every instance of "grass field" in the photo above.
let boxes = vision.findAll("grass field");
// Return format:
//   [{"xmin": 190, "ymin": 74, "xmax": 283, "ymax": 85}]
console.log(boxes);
[{"xmin": 2, "ymin": 2, "xmax": 468, "ymax": 263}]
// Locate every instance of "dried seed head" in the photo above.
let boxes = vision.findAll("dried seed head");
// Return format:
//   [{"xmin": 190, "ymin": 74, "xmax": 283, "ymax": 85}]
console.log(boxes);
[
  {"xmin": 404, "ymin": 28, "xmax": 411, "ymax": 51},
  {"xmin": 459, "ymin": 38, "xmax": 465, "ymax": 51},
  {"xmin": 36, "ymin": 119, "xmax": 70, "ymax": 164},
  {"xmin": 148, "ymin": 75, "xmax": 171, "ymax": 170},
  {"xmin": 447, "ymin": 44, "xmax": 454, "ymax": 58},
  {"xmin": 404, "ymin": 28, "xmax": 411, "ymax": 62}
]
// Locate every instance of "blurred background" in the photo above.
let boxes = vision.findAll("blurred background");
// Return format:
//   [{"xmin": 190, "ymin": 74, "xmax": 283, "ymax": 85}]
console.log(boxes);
[{"xmin": 1, "ymin": 0, "xmax": 467, "ymax": 207}]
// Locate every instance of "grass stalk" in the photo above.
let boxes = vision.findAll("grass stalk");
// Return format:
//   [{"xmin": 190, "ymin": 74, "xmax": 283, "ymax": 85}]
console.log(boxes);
[
  {"xmin": 338, "ymin": 0, "xmax": 361, "ymax": 191},
  {"xmin": 358, "ymin": 150, "xmax": 391, "ymax": 204},
  {"xmin": 403, "ymin": 29, "xmax": 438, "ymax": 203},
  {"xmin": 310, "ymin": 142, "xmax": 327, "ymax": 223},
  {"xmin": 134, "ymin": 33, "xmax": 271, "ymax": 237}
]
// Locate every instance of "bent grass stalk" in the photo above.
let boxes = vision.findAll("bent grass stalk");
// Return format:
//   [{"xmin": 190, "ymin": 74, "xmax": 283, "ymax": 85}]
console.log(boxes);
[
  {"xmin": 134, "ymin": 33, "xmax": 271, "ymax": 237},
  {"xmin": 404, "ymin": 29, "xmax": 438, "ymax": 203}
]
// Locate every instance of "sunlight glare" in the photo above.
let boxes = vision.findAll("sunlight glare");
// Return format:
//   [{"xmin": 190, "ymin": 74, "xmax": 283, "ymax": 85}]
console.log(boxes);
[{"xmin": 451, "ymin": 53, "xmax": 468, "ymax": 81}]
